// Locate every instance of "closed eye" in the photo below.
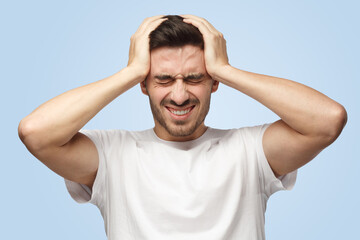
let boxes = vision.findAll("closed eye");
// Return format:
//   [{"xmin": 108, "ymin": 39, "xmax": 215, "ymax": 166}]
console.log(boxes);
[
  {"xmin": 154, "ymin": 73, "xmax": 205, "ymax": 85},
  {"xmin": 155, "ymin": 75, "xmax": 174, "ymax": 85},
  {"xmin": 157, "ymin": 80, "xmax": 173, "ymax": 85}
]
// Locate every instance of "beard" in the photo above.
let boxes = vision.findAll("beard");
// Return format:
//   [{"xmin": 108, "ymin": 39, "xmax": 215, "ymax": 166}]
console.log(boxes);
[{"xmin": 148, "ymin": 94, "xmax": 211, "ymax": 137}]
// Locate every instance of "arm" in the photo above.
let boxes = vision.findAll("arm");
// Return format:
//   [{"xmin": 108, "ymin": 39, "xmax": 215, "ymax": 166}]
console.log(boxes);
[
  {"xmin": 182, "ymin": 15, "xmax": 347, "ymax": 177},
  {"xmin": 18, "ymin": 16, "xmax": 167, "ymax": 188}
]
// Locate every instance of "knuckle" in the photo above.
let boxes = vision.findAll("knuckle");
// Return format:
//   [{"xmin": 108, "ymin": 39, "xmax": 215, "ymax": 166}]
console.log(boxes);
[
  {"xmin": 131, "ymin": 33, "xmax": 139, "ymax": 40},
  {"xmin": 210, "ymin": 34, "xmax": 217, "ymax": 40}
]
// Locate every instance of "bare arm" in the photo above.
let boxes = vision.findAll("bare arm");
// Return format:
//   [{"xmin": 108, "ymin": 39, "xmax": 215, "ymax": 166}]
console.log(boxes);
[
  {"xmin": 215, "ymin": 67, "xmax": 347, "ymax": 176},
  {"xmin": 18, "ymin": 16, "xmax": 167, "ymax": 188},
  {"xmin": 182, "ymin": 15, "xmax": 347, "ymax": 177},
  {"xmin": 18, "ymin": 68, "xmax": 141, "ymax": 187}
]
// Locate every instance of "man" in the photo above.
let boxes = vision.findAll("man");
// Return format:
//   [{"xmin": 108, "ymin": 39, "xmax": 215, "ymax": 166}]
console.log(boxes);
[{"xmin": 18, "ymin": 15, "xmax": 347, "ymax": 240}]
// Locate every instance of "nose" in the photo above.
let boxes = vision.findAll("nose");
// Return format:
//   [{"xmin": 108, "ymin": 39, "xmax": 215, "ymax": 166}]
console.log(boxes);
[{"xmin": 170, "ymin": 79, "xmax": 190, "ymax": 106}]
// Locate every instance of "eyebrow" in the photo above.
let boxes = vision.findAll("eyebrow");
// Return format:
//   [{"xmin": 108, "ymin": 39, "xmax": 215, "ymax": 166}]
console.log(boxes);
[
  {"xmin": 154, "ymin": 73, "xmax": 205, "ymax": 80},
  {"xmin": 154, "ymin": 74, "xmax": 174, "ymax": 80},
  {"xmin": 184, "ymin": 73, "xmax": 205, "ymax": 80}
]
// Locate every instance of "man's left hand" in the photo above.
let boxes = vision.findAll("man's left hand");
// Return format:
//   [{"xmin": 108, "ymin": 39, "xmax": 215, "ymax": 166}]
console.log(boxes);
[{"xmin": 181, "ymin": 15, "xmax": 230, "ymax": 81}]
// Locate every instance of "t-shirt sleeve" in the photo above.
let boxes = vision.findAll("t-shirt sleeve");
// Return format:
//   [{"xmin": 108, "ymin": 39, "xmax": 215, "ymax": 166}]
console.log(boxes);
[
  {"xmin": 252, "ymin": 123, "xmax": 297, "ymax": 198},
  {"xmin": 64, "ymin": 129, "xmax": 106, "ymax": 206}
]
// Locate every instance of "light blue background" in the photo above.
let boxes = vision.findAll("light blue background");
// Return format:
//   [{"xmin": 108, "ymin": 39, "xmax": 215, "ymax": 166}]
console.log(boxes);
[{"xmin": 2, "ymin": 0, "xmax": 359, "ymax": 239}]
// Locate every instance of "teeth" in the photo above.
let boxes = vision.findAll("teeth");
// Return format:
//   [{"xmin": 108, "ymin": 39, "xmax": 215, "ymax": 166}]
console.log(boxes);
[{"xmin": 170, "ymin": 108, "xmax": 191, "ymax": 116}]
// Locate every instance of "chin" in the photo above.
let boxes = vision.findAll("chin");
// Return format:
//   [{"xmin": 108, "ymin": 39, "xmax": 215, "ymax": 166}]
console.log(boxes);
[{"xmin": 166, "ymin": 123, "xmax": 198, "ymax": 137}]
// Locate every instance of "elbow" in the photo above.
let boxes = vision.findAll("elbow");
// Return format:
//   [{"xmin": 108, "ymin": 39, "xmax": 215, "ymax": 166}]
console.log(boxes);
[
  {"xmin": 18, "ymin": 118, "xmax": 32, "ymax": 143},
  {"xmin": 324, "ymin": 104, "xmax": 348, "ymax": 143},
  {"xmin": 18, "ymin": 118, "xmax": 45, "ymax": 152}
]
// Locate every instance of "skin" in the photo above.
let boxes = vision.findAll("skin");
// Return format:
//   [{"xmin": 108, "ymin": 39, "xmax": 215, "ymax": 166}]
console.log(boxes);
[
  {"xmin": 18, "ymin": 16, "xmax": 168, "ymax": 189},
  {"xmin": 18, "ymin": 15, "xmax": 347, "ymax": 192},
  {"xmin": 141, "ymin": 45, "xmax": 219, "ymax": 141},
  {"xmin": 180, "ymin": 14, "xmax": 347, "ymax": 177}
]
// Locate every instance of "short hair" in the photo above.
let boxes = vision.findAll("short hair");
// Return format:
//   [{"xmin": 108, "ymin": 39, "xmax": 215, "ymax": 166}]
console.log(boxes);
[{"xmin": 149, "ymin": 15, "xmax": 204, "ymax": 51}]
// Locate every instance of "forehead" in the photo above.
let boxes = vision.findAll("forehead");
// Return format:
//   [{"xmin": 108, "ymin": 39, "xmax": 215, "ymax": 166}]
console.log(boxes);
[{"xmin": 150, "ymin": 45, "xmax": 205, "ymax": 75}]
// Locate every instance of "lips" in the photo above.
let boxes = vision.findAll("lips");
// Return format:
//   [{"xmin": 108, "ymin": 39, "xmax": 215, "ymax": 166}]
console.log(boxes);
[{"xmin": 166, "ymin": 105, "xmax": 195, "ymax": 119}]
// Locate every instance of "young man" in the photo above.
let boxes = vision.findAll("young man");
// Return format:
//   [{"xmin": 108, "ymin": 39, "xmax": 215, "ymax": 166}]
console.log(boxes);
[{"xmin": 18, "ymin": 15, "xmax": 347, "ymax": 239}]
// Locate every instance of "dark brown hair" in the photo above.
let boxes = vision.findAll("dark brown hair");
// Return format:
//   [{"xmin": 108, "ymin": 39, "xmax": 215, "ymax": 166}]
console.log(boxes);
[{"xmin": 149, "ymin": 15, "xmax": 204, "ymax": 51}]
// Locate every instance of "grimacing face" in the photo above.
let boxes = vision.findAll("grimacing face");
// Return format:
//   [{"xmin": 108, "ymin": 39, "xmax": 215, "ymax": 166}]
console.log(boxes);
[{"xmin": 141, "ymin": 45, "xmax": 219, "ymax": 141}]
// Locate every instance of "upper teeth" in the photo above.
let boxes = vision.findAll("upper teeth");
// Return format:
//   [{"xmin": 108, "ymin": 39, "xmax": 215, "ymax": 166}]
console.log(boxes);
[{"xmin": 171, "ymin": 108, "xmax": 191, "ymax": 116}]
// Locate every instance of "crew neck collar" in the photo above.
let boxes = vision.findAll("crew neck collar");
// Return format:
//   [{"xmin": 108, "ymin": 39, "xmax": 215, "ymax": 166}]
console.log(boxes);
[{"xmin": 150, "ymin": 127, "xmax": 213, "ymax": 150}]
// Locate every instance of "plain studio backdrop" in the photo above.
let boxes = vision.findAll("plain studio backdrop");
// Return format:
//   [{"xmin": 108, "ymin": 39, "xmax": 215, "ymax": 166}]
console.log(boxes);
[{"xmin": 1, "ymin": 0, "xmax": 358, "ymax": 239}]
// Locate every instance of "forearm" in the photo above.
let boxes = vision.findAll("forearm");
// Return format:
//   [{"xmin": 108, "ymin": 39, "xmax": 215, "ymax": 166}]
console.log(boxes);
[
  {"xmin": 19, "ymin": 67, "xmax": 143, "ymax": 148},
  {"xmin": 216, "ymin": 65, "xmax": 347, "ymax": 137}
]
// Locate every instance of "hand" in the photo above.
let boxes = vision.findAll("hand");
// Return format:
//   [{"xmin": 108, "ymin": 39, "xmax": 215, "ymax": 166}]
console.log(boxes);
[
  {"xmin": 181, "ymin": 15, "xmax": 230, "ymax": 81},
  {"xmin": 127, "ymin": 15, "xmax": 167, "ymax": 80}
]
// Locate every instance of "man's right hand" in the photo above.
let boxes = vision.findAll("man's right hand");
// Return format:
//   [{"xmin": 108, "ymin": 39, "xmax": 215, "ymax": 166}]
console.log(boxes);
[
  {"xmin": 18, "ymin": 15, "xmax": 167, "ymax": 190},
  {"xmin": 127, "ymin": 15, "xmax": 167, "ymax": 80}
]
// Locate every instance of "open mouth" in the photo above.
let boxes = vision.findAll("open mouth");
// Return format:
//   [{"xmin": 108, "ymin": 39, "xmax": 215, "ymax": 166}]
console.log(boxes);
[{"xmin": 166, "ymin": 105, "xmax": 195, "ymax": 118}]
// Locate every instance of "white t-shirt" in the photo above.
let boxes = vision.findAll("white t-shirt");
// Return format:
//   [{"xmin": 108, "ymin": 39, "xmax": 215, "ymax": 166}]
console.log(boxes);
[{"xmin": 64, "ymin": 123, "xmax": 297, "ymax": 240}]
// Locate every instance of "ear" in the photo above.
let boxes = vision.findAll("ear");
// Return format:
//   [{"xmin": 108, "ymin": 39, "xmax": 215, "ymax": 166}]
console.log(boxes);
[
  {"xmin": 211, "ymin": 80, "xmax": 219, "ymax": 93},
  {"xmin": 140, "ymin": 80, "xmax": 148, "ymax": 96}
]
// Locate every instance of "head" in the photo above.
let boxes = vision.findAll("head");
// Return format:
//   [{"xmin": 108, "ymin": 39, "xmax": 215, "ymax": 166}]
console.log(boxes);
[
  {"xmin": 149, "ymin": 15, "xmax": 204, "ymax": 51},
  {"xmin": 141, "ymin": 15, "xmax": 219, "ymax": 141}
]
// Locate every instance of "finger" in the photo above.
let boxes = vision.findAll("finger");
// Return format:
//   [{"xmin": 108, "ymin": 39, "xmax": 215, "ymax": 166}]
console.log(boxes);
[
  {"xmin": 181, "ymin": 14, "xmax": 219, "ymax": 35},
  {"xmin": 143, "ymin": 17, "xmax": 167, "ymax": 35},
  {"xmin": 181, "ymin": 17, "xmax": 214, "ymax": 38},
  {"xmin": 136, "ymin": 15, "xmax": 166, "ymax": 34},
  {"xmin": 130, "ymin": 17, "xmax": 167, "ymax": 55}
]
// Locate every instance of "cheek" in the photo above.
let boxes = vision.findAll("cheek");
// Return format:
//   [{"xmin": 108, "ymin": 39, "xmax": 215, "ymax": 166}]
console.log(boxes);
[
  {"xmin": 148, "ymin": 87, "xmax": 170, "ymax": 103},
  {"xmin": 191, "ymin": 84, "xmax": 212, "ymax": 100}
]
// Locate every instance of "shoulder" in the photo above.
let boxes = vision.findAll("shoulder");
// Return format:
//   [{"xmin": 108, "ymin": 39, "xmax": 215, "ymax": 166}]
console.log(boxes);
[
  {"xmin": 79, "ymin": 128, "xmax": 126, "ymax": 140},
  {"xmin": 79, "ymin": 128, "xmax": 153, "ymax": 146},
  {"xmin": 209, "ymin": 123, "xmax": 271, "ymax": 143},
  {"xmin": 239, "ymin": 123, "xmax": 271, "ymax": 138}
]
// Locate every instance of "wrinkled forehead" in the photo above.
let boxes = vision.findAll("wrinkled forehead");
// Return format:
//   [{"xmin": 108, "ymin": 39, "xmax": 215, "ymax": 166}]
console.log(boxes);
[{"xmin": 149, "ymin": 45, "xmax": 206, "ymax": 76}]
